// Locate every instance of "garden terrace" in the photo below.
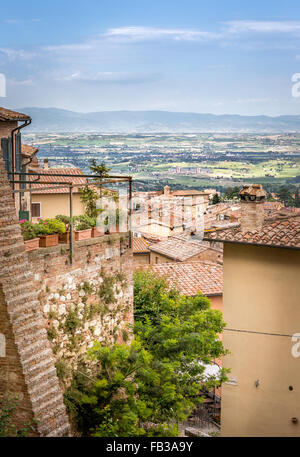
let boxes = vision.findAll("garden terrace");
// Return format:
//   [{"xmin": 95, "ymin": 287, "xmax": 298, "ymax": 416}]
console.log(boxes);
[{"xmin": 9, "ymin": 169, "xmax": 133, "ymax": 263}]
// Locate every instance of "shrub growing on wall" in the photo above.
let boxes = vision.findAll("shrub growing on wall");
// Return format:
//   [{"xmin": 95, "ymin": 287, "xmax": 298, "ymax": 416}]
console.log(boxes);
[{"xmin": 65, "ymin": 270, "xmax": 228, "ymax": 436}]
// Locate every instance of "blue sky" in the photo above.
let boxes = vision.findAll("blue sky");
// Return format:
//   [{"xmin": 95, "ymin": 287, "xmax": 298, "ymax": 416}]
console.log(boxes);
[{"xmin": 1, "ymin": 0, "xmax": 300, "ymax": 115}]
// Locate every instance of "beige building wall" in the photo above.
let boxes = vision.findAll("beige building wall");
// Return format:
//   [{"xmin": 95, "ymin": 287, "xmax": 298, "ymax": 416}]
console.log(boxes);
[
  {"xmin": 139, "ymin": 223, "xmax": 183, "ymax": 238},
  {"xmin": 222, "ymin": 243, "xmax": 300, "ymax": 437},
  {"xmin": 31, "ymin": 193, "xmax": 85, "ymax": 220},
  {"xmin": 133, "ymin": 252, "xmax": 150, "ymax": 268},
  {"xmin": 209, "ymin": 294, "xmax": 222, "ymax": 313}
]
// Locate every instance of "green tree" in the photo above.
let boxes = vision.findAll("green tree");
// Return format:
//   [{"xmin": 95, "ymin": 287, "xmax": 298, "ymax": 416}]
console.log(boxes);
[
  {"xmin": 89, "ymin": 160, "xmax": 112, "ymax": 206},
  {"xmin": 212, "ymin": 193, "xmax": 221, "ymax": 205},
  {"xmin": 89, "ymin": 159, "xmax": 111, "ymax": 179},
  {"xmin": 224, "ymin": 186, "xmax": 240, "ymax": 200},
  {"xmin": 66, "ymin": 271, "xmax": 227, "ymax": 436},
  {"xmin": 278, "ymin": 186, "xmax": 292, "ymax": 206},
  {"xmin": 295, "ymin": 189, "xmax": 300, "ymax": 208},
  {"xmin": 79, "ymin": 186, "xmax": 100, "ymax": 218}
]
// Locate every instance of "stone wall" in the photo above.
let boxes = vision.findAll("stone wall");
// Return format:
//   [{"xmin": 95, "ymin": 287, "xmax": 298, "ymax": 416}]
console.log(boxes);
[{"xmin": 27, "ymin": 234, "xmax": 133, "ymax": 385}]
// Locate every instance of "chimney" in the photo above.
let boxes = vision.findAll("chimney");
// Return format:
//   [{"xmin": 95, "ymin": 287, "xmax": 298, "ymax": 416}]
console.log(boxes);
[
  {"xmin": 43, "ymin": 158, "xmax": 49, "ymax": 169},
  {"xmin": 239, "ymin": 184, "xmax": 266, "ymax": 232},
  {"xmin": 164, "ymin": 185, "xmax": 170, "ymax": 197}
]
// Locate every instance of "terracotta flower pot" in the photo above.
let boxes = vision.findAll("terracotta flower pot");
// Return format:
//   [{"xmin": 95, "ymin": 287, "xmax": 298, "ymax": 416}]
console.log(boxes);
[
  {"xmin": 24, "ymin": 237, "xmax": 40, "ymax": 252},
  {"xmin": 59, "ymin": 231, "xmax": 70, "ymax": 244},
  {"xmin": 39, "ymin": 234, "xmax": 59, "ymax": 247},
  {"xmin": 92, "ymin": 227, "xmax": 105, "ymax": 238},
  {"xmin": 74, "ymin": 229, "xmax": 92, "ymax": 241},
  {"xmin": 108, "ymin": 226, "xmax": 119, "ymax": 234}
]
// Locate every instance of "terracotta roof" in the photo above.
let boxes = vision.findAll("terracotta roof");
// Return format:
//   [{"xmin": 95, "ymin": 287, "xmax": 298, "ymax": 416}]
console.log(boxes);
[
  {"xmin": 171, "ymin": 190, "xmax": 209, "ymax": 197},
  {"xmin": 29, "ymin": 167, "xmax": 88, "ymax": 194},
  {"xmin": 144, "ymin": 261, "xmax": 223, "ymax": 296},
  {"xmin": 133, "ymin": 237, "xmax": 150, "ymax": 254},
  {"xmin": 21, "ymin": 144, "xmax": 38, "ymax": 157},
  {"xmin": 204, "ymin": 215, "xmax": 300, "ymax": 250},
  {"xmin": 0, "ymin": 107, "xmax": 31, "ymax": 121},
  {"xmin": 264, "ymin": 201, "xmax": 283, "ymax": 210},
  {"xmin": 149, "ymin": 236, "xmax": 210, "ymax": 261}
]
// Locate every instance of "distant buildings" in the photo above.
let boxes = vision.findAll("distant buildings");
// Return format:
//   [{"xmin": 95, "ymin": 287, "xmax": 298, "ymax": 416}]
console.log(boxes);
[{"xmin": 133, "ymin": 186, "xmax": 212, "ymax": 240}]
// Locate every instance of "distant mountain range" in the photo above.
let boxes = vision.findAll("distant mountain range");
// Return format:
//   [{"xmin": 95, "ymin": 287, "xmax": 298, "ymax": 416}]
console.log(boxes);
[{"xmin": 18, "ymin": 107, "xmax": 300, "ymax": 133}]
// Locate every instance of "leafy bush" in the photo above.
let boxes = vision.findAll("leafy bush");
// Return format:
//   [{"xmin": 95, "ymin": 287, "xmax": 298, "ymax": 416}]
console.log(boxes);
[
  {"xmin": 20, "ymin": 220, "xmax": 38, "ymax": 241},
  {"xmin": 35, "ymin": 218, "xmax": 66, "ymax": 235},
  {"xmin": 55, "ymin": 215, "xmax": 71, "ymax": 225},
  {"xmin": 65, "ymin": 270, "xmax": 228, "ymax": 437},
  {"xmin": 73, "ymin": 215, "xmax": 94, "ymax": 231},
  {"xmin": 79, "ymin": 186, "xmax": 100, "ymax": 219}
]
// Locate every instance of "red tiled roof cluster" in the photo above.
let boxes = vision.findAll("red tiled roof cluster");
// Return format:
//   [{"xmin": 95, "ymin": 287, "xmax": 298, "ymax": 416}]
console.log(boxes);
[
  {"xmin": 144, "ymin": 261, "xmax": 223, "ymax": 296},
  {"xmin": 133, "ymin": 237, "xmax": 150, "ymax": 253},
  {"xmin": 149, "ymin": 236, "xmax": 213, "ymax": 261},
  {"xmin": 204, "ymin": 214, "xmax": 300, "ymax": 250},
  {"xmin": 21, "ymin": 144, "xmax": 38, "ymax": 157},
  {"xmin": 29, "ymin": 167, "xmax": 88, "ymax": 194}
]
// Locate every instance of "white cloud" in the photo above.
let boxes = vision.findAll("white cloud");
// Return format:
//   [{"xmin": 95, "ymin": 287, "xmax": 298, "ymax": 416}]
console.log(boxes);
[
  {"xmin": 103, "ymin": 26, "xmax": 220, "ymax": 43},
  {"xmin": 225, "ymin": 20, "xmax": 300, "ymax": 35},
  {"xmin": 7, "ymin": 78, "xmax": 35, "ymax": 86},
  {"xmin": 0, "ymin": 48, "xmax": 36, "ymax": 60},
  {"xmin": 4, "ymin": 18, "xmax": 40, "ymax": 24},
  {"xmin": 43, "ymin": 26, "xmax": 219, "ymax": 55},
  {"xmin": 55, "ymin": 71, "xmax": 160, "ymax": 84},
  {"xmin": 233, "ymin": 97, "xmax": 279, "ymax": 104},
  {"xmin": 44, "ymin": 43, "xmax": 94, "ymax": 53}
]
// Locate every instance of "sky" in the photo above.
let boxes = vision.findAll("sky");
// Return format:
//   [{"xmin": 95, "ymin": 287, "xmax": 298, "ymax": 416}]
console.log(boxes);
[{"xmin": 1, "ymin": 0, "xmax": 300, "ymax": 115}]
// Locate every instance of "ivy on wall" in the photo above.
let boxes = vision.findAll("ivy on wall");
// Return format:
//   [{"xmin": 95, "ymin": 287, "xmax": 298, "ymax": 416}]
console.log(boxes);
[{"xmin": 41, "ymin": 268, "xmax": 131, "ymax": 389}]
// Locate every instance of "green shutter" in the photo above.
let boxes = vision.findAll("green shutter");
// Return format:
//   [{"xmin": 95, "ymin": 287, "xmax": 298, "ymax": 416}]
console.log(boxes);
[{"xmin": 1, "ymin": 137, "xmax": 11, "ymax": 174}]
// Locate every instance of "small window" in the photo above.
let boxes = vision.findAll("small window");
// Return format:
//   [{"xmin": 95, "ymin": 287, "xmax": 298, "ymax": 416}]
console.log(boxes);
[
  {"xmin": 31, "ymin": 202, "xmax": 41, "ymax": 218},
  {"xmin": 155, "ymin": 257, "xmax": 159, "ymax": 264}
]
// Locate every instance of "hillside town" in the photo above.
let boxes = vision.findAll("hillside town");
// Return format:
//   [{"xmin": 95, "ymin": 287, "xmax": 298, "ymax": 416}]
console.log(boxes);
[{"xmin": 0, "ymin": 105, "xmax": 300, "ymax": 439}]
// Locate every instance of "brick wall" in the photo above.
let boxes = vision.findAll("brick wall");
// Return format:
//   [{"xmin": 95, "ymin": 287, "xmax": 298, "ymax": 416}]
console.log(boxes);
[
  {"xmin": 0, "ymin": 148, "xmax": 70, "ymax": 436},
  {"xmin": 0, "ymin": 120, "xmax": 17, "ymax": 138}
]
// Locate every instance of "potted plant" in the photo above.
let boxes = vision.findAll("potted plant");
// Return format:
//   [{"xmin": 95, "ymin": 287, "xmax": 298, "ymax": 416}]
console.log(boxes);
[
  {"xmin": 106, "ymin": 208, "xmax": 127, "ymax": 234},
  {"xmin": 36, "ymin": 218, "xmax": 66, "ymax": 247},
  {"xmin": 55, "ymin": 215, "xmax": 71, "ymax": 243},
  {"xmin": 91, "ymin": 212, "xmax": 105, "ymax": 238},
  {"xmin": 20, "ymin": 220, "xmax": 40, "ymax": 251},
  {"xmin": 73, "ymin": 215, "xmax": 93, "ymax": 241}
]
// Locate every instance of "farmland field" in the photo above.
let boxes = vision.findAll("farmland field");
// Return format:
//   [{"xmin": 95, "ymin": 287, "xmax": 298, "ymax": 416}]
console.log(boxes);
[{"xmin": 23, "ymin": 132, "xmax": 300, "ymax": 192}]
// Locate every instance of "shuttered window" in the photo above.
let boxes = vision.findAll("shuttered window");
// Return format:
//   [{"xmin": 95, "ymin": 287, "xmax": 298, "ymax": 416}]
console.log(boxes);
[{"xmin": 31, "ymin": 203, "xmax": 41, "ymax": 218}]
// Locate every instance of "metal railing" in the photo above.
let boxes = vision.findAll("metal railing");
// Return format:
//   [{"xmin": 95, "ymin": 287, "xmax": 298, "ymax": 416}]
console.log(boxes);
[{"xmin": 9, "ymin": 170, "xmax": 133, "ymax": 264}]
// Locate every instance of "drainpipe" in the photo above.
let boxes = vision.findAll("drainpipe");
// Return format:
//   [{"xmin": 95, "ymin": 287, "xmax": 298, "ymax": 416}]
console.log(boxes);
[
  {"xmin": 20, "ymin": 149, "xmax": 37, "ymax": 211},
  {"xmin": 10, "ymin": 119, "xmax": 31, "ymax": 190}
]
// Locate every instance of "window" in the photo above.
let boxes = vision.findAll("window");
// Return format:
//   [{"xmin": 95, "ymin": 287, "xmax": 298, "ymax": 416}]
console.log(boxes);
[{"xmin": 31, "ymin": 202, "xmax": 41, "ymax": 218}]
